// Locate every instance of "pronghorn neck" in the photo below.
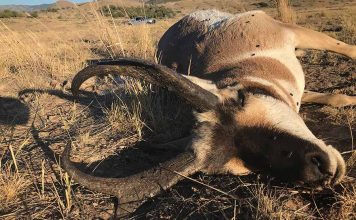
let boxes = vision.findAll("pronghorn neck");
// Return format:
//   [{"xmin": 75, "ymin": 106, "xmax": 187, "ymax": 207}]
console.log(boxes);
[
  {"xmin": 241, "ymin": 81, "xmax": 287, "ymax": 106},
  {"xmin": 211, "ymin": 62, "xmax": 301, "ymax": 112},
  {"xmin": 215, "ymin": 75, "xmax": 298, "ymax": 112}
]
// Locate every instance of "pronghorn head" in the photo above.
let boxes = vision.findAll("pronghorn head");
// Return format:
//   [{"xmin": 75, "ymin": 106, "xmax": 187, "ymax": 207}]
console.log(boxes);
[
  {"xmin": 63, "ymin": 58, "xmax": 346, "ymax": 205},
  {"xmin": 194, "ymin": 88, "xmax": 345, "ymax": 186}
]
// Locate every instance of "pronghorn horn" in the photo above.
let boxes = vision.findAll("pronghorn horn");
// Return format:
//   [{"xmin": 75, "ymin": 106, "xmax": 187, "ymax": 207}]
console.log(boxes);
[
  {"xmin": 61, "ymin": 142, "xmax": 201, "ymax": 205},
  {"xmin": 71, "ymin": 58, "xmax": 219, "ymax": 111}
]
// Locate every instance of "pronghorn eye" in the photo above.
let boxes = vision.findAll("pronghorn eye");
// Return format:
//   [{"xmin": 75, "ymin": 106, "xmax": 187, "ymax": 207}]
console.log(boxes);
[
  {"xmin": 311, "ymin": 156, "xmax": 322, "ymax": 168},
  {"xmin": 237, "ymin": 89, "xmax": 246, "ymax": 107}
]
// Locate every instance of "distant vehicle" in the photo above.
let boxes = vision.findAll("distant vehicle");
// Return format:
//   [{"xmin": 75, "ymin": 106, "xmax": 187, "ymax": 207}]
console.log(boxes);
[{"xmin": 128, "ymin": 16, "xmax": 156, "ymax": 25}]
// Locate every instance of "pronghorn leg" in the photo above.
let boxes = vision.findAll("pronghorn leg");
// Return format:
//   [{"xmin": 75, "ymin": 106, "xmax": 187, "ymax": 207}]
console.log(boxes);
[
  {"xmin": 284, "ymin": 24, "xmax": 356, "ymax": 59},
  {"xmin": 302, "ymin": 90, "xmax": 356, "ymax": 107}
]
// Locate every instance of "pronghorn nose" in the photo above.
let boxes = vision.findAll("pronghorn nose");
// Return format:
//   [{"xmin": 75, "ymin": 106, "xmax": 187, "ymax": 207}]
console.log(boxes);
[{"xmin": 306, "ymin": 152, "xmax": 333, "ymax": 183}]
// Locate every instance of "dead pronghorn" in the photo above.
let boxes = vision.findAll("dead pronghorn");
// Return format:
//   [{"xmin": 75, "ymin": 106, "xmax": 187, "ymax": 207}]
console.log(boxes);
[{"xmin": 62, "ymin": 10, "xmax": 356, "ymax": 208}]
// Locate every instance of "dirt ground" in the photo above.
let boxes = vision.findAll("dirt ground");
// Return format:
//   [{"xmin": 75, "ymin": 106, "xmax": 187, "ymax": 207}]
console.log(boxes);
[{"xmin": 0, "ymin": 0, "xmax": 355, "ymax": 219}]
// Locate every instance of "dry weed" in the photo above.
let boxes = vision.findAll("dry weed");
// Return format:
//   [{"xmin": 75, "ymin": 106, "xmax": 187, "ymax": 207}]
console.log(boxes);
[
  {"xmin": 275, "ymin": 0, "xmax": 296, "ymax": 23},
  {"xmin": 0, "ymin": 163, "xmax": 30, "ymax": 214},
  {"xmin": 103, "ymin": 99, "xmax": 144, "ymax": 137}
]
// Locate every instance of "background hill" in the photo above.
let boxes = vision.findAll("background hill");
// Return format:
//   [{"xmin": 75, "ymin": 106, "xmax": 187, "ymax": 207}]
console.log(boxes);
[
  {"xmin": 0, "ymin": 0, "xmax": 77, "ymax": 12},
  {"xmin": 78, "ymin": 0, "xmax": 145, "ymax": 9},
  {"xmin": 54, "ymin": 0, "xmax": 76, "ymax": 8},
  {"xmin": 0, "ymin": 3, "xmax": 53, "ymax": 12}
]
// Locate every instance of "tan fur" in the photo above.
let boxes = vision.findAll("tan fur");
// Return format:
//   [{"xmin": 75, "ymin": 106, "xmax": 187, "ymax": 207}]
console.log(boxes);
[
  {"xmin": 233, "ymin": 96, "xmax": 269, "ymax": 128},
  {"xmin": 192, "ymin": 112, "xmax": 217, "ymax": 166},
  {"xmin": 224, "ymin": 157, "xmax": 250, "ymax": 175},
  {"xmin": 195, "ymin": 111, "xmax": 219, "ymax": 124},
  {"xmin": 283, "ymin": 23, "xmax": 356, "ymax": 59}
]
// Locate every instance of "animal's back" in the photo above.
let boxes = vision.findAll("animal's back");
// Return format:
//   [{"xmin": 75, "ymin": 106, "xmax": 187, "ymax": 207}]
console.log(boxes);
[
  {"xmin": 157, "ymin": 10, "xmax": 305, "ymax": 110},
  {"xmin": 158, "ymin": 10, "xmax": 297, "ymax": 75}
]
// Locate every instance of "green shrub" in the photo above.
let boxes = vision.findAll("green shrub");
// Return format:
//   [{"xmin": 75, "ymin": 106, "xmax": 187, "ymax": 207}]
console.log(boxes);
[
  {"xmin": 29, "ymin": 11, "xmax": 39, "ymax": 18},
  {"xmin": 0, "ymin": 10, "xmax": 22, "ymax": 18},
  {"xmin": 100, "ymin": 5, "xmax": 175, "ymax": 19},
  {"xmin": 42, "ymin": 8, "xmax": 59, "ymax": 13}
]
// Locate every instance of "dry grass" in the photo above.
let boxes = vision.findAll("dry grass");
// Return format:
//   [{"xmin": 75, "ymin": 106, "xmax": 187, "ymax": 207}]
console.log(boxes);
[
  {"xmin": 275, "ymin": 0, "xmax": 296, "ymax": 23},
  {"xmin": 0, "ymin": 164, "xmax": 30, "ymax": 213},
  {"xmin": 339, "ymin": 10, "xmax": 356, "ymax": 44},
  {"xmin": 0, "ymin": 4, "xmax": 167, "ymax": 217},
  {"xmin": 0, "ymin": 4, "xmax": 172, "ymax": 96},
  {"xmin": 329, "ymin": 184, "xmax": 356, "ymax": 219},
  {"xmin": 0, "ymin": 1, "xmax": 355, "ymax": 219},
  {"xmin": 104, "ymin": 99, "xmax": 144, "ymax": 136}
]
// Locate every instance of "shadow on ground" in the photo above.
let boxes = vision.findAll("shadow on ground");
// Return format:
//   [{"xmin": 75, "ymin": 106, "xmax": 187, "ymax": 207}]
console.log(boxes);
[
  {"xmin": 13, "ymin": 87, "xmax": 193, "ymax": 218},
  {"xmin": 0, "ymin": 96, "xmax": 30, "ymax": 125}
]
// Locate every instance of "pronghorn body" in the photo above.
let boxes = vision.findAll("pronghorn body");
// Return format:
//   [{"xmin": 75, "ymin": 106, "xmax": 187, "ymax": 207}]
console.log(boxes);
[
  {"xmin": 158, "ymin": 10, "xmax": 356, "ymax": 110},
  {"xmin": 157, "ymin": 10, "xmax": 353, "ymax": 178},
  {"xmin": 158, "ymin": 10, "xmax": 304, "ymax": 111},
  {"xmin": 63, "ymin": 9, "xmax": 356, "ymax": 213}
]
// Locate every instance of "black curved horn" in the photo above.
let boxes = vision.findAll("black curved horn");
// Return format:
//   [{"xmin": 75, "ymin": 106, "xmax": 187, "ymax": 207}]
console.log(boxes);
[{"xmin": 71, "ymin": 58, "xmax": 219, "ymax": 111}]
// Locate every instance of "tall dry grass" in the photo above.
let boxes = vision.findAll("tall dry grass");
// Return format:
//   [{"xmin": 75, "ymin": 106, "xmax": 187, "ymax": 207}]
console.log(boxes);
[
  {"xmin": 0, "ymin": 164, "xmax": 30, "ymax": 213},
  {"xmin": 275, "ymin": 0, "xmax": 296, "ymax": 23},
  {"xmin": 0, "ymin": 4, "xmax": 172, "ymax": 94},
  {"xmin": 0, "ymin": 4, "xmax": 175, "ymax": 218}
]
